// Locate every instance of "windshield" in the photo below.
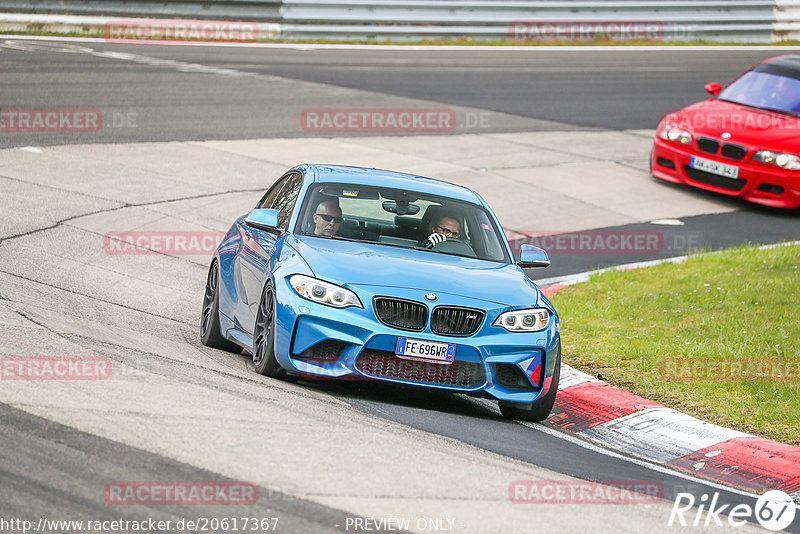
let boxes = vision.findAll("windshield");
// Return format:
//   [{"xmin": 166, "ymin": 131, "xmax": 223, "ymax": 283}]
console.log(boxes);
[
  {"xmin": 717, "ymin": 70, "xmax": 800, "ymax": 115},
  {"xmin": 296, "ymin": 183, "xmax": 510, "ymax": 263}
]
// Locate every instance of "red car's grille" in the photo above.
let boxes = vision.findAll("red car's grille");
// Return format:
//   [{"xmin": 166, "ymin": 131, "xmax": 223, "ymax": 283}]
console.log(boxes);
[
  {"xmin": 697, "ymin": 137, "xmax": 719, "ymax": 154},
  {"xmin": 684, "ymin": 166, "xmax": 747, "ymax": 191},
  {"xmin": 355, "ymin": 349, "xmax": 485, "ymax": 388},
  {"xmin": 696, "ymin": 137, "xmax": 747, "ymax": 161},
  {"xmin": 720, "ymin": 143, "xmax": 747, "ymax": 160}
]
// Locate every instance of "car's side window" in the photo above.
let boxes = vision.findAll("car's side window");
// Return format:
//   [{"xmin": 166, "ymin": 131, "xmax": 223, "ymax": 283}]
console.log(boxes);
[
  {"xmin": 257, "ymin": 173, "xmax": 291, "ymax": 210},
  {"xmin": 273, "ymin": 173, "xmax": 304, "ymax": 229}
]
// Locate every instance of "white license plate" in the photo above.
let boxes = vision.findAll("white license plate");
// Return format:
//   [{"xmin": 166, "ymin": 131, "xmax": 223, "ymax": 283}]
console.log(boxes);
[
  {"xmin": 690, "ymin": 156, "xmax": 740, "ymax": 179},
  {"xmin": 395, "ymin": 337, "xmax": 456, "ymax": 364}
]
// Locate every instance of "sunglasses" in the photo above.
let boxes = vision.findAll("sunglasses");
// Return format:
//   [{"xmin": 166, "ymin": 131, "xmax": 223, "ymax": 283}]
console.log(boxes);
[
  {"xmin": 434, "ymin": 225, "xmax": 460, "ymax": 238},
  {"xmin": 315, "ymin": 213, "xmax": 343, "ymax": 224}
]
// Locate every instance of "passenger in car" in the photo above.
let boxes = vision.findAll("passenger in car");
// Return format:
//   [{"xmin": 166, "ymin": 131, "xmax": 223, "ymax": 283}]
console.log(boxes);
[
  {"xmin": 312, "ymin": 198, "xmax": 343, "ymax": 236},
  {"xmin": 421, "ymin": 211, "xmax": 461, "ymax": 249}
]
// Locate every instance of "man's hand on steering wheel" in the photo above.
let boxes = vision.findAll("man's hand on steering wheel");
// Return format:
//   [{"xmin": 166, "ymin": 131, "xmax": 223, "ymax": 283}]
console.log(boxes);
[{"xmin": 422, "ymin": 232, "xmax": 447, "ymax": 249}]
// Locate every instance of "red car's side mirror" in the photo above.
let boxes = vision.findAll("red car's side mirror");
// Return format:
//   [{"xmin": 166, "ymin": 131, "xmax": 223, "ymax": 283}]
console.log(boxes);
[{"xmin": 705, "ymin": 82, "xmax": 722, "ymax": 96}]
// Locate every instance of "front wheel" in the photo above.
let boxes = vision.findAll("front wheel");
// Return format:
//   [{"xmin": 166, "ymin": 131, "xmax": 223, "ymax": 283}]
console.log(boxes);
[
  {"xmin": 499, "ymin": 346, "xmax": 561, "ymax": 422},
  {"xmin": 252, "ymin": 283, "xmax": 296, "ymax": 381},
  {"xmin": 200, "ymin": 260, "xmax": 242, "ymax": 353}
]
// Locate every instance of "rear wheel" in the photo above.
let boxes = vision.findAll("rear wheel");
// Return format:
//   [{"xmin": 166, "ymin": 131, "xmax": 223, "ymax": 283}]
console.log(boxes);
[
  {"xmin": 499, "ymin": 346, "xmax": 561, "ymax": 422},
  {"xmin": 200, "ymin": 260, "xmax": 242, "ymax": 352},
  {"xmin": 253, "ymin": 283, "xmax": 296, "ymax": 381}
]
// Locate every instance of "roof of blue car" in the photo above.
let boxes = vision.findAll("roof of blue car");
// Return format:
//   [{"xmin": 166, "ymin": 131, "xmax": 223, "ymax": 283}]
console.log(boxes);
[{"xmin": 298, "ymin": 164, "xmax": 484, "ymax": 205}]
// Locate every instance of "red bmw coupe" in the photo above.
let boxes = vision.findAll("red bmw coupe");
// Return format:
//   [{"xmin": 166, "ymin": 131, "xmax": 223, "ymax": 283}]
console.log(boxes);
[{"xmin": 652, "ymin": 55, "xmax": 800, "ymax": 209}]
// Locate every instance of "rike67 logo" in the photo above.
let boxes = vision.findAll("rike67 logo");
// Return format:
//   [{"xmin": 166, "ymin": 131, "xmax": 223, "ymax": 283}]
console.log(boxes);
[{"xmin": 669, "ymin": 490, "xmax": 796, "ymax": 531}]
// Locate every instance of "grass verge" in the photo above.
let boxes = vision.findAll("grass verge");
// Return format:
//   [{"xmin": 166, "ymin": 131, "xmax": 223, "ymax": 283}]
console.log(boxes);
[
  {"xmin": 3, "ymin": 28, "xmax": 800, "ymax": 47},
  {"xmin": 549, "ymin": 243, "xmax": 800, "ymax": 446}
]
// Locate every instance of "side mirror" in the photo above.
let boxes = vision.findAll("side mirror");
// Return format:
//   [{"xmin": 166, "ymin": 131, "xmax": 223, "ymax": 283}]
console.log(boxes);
[
  {"xmin": 245, "ymin": 208, "xmax": 279, "ymax": 232},
  {"xmin": 704, "ymin": 82, "xmax": 722, "ymax": 96},
  {"xmin": 517, "ymin": 244, "xmax": 550, "ymax": 269}
]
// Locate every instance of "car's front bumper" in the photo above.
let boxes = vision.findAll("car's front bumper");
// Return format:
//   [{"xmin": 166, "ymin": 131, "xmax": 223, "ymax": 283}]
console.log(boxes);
[
  {"xmin": 652, "ymin": 137, "xmax": 800, "ymax": 209},
  {"xmin": 272, "ymin": 278, "xmax": 560, "ymax": 404}
]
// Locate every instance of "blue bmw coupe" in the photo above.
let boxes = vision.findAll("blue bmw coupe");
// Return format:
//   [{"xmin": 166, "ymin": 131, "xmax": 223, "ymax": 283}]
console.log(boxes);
[{"xmin": 201, "ymin": 164, "xmax": 561, "ymax": 421}]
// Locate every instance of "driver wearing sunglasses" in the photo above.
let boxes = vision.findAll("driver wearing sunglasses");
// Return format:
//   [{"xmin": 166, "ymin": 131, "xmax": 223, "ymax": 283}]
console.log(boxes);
[
  {"xmin": 422, "ymin": 212, "xmax": 461, "ymax": 249},
  {"xmin": 312, "ymin": 198, "xmax": 343, "ymax": 236}
]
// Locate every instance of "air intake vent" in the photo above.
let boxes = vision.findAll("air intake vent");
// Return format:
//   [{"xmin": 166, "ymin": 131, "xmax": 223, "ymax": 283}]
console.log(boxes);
[
  {"xmin": 294, "ymin": 340, "xmax": 346, "ymax": 363},
  {"xmin": 684, "ymin": 166, "xmax": 746, "ymax": 191},
  {"xmin": 495, "ymin": 363, "xmax": 536, "ymax": 391},
  {"xmin": 356, "ymin": 349, "xmax": 485, "ymax": 388}
]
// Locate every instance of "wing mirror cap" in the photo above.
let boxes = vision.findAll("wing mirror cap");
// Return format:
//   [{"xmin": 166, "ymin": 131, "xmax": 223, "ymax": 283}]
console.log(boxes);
[
  {"xmin": 517, "ymin": 244, "xmax": 550, "ymax": 268},
  {"xmin": 705, "ymin": 82, "xmax": 722, "ymax": 96},
  {"xmin": 245, "ymin": 208, "xmax": 280, "ymax": 232}
]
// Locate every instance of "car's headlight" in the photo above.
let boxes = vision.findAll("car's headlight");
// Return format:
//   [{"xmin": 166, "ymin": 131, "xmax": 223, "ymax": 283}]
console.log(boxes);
[
  {"xmin": 658, "ymin": 124, "xmax": 692, "ymax": 145},
  {"xmin": 289, "ymin": 275, "xmax": 363, "ymax": 309},
  {"xmin": 752, "ymin": 150, "xmax": 800, "ymax": 170},
  {"xmin": 493, "ymin": 309, "xmax": 550, "ymax": 332}
]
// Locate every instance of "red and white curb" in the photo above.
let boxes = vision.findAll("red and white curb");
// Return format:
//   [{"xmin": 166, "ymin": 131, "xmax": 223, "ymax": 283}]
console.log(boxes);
[{"xmin": 538, "ymin": 247, "xmax": 800, "ymax": 501}]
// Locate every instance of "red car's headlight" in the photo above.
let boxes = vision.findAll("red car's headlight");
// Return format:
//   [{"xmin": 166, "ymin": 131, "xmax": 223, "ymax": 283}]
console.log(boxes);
[
  {"xmin": 752, "ymin": 150, "xmax": 800, "ymax": 170},
  {"xmin": 658, "ymin": 124, "xmax": 693, "ymax": 145}
]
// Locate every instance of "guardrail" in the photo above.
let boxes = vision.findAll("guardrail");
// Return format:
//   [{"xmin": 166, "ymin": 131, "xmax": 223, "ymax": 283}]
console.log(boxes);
[
  {"xmin": 0, "ymin": 1, "xmax": 281, "ymax": 21},
  {"xmin": 279, "ymin": 0, "xmax": 778, "ymax": 42},
  {"xmin": 0, "ymin": 0, "xmax": 796, "ymax": 43},
  {"xmin": 774, "ymin": 0, "xmax": 800, "ymax": 40}
]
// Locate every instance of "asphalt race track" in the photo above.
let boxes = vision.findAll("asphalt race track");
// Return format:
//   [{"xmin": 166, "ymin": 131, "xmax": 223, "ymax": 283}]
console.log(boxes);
[
  {"xmin": 1, "ymin": 38, "xmax": 799, "ymax": 533},
  {"xmin": 0, "ymin": 42, "xmax": 789, "ymax": 144}
]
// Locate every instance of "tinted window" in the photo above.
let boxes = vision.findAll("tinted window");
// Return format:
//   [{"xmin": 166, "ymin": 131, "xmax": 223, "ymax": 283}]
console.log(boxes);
[
  {"xmin": 274, "ymin": 173, "xmax": 303, "ymax": 229},
  {"xmin": 257, "ymin": 175, "xmax": 290, "ymax": 209},
  {"xmin": 718, "ymin": 71, "xmax": 800, "ymax": 115},
  {"xmin": 296, "ymin": 183, "xmax": 510, "ymax": 263}
]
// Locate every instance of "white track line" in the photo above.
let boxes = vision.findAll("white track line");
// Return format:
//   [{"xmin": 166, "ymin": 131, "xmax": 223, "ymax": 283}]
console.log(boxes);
[{"xmin": 532, "ymin": 422, "xmax": 769, "ymax": 502}]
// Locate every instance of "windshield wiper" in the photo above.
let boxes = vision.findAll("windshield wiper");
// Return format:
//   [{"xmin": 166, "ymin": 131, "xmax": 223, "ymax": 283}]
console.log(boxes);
[
  {"xmin": 759, "ymin": 107, "xmax": 799, "ymax": 118},
  {"xmin": 716, "ymin": 98, "xmax": 799, "ymax": 118},
  {"xmin": 302, "ymin": 233, "xmax": 362, "ymax": 243}
]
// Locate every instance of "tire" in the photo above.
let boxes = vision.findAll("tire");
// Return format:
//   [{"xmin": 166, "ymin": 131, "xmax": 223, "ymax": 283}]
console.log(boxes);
[
  {"xmin": 498, "ymin": 345, "xmax": 561, "ymax": 422},
  {"xmin": 200, "ymin": 259, "xmax": 242, "ymax": 353},
  {"xmin": 252, "ymin": 282, "xmax": 296, "ymax": 381}
]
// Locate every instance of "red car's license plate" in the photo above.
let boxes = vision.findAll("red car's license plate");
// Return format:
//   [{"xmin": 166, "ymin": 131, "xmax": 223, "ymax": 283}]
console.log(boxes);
[{"xmin": 690, "ymin": 156, "xmax": 740, "ymax": 179}]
